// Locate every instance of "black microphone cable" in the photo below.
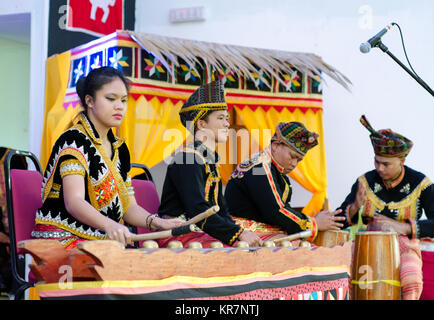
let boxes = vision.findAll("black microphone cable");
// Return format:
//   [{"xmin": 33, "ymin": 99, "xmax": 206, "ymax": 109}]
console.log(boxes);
[{"xmin": 391, "ymin": 22, "xmax": 421, "ymax": 79}]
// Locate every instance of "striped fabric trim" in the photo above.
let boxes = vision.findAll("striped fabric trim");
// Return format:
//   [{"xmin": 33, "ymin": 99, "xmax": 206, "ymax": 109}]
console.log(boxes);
[
  {"xmin": 262, "ymin": 160, "xmax": 302, "ymax": 225},
  {"xmin": 179, "ymin": 102, "xmax": 227, "ymax": 113},
  {"xmin": 261, "ymin": 155, "xmax": 317, "ymax": 241},
  {"xmin": 228, "ymin": 227, "xmax": 244, "ymax": 246},
  {"xmin": 59, "ymin": 159, "xmax": 86, "ymax": 178},
  {"xmin": 360, "ymin": 175, "xmax": 432, "ymax": 222},
  {"xmin": 36, "ymin": 266, "xmax": 350, "ymax": 300}
]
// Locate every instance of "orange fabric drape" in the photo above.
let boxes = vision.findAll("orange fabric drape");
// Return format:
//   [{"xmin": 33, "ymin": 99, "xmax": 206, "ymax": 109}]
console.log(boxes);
[
  {"xmin": 40, "ymin": 51, "xmax": 74, "ymax": 170},
  {"xmin": 118, "ymin": 95, "xmax": 189, "ymax": 177}
]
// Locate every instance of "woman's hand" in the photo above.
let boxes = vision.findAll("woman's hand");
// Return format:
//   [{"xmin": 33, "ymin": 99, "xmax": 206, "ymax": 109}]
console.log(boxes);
[
  {"xmin": 103, "ymin": 220, "xmax": 133, "ymax": 246},
  {"xmin": 151, "ymin": 216, "xmax": 185, "ymax": 231},
  {"xmin": 238, "ymin": 230, "xmax": 263, "ymax": 247}
]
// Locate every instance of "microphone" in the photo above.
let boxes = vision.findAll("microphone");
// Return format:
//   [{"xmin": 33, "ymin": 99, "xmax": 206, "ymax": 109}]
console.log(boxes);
[{"xmin": 360, "ymin": 24, "xmax": 392, "ymax": 53}]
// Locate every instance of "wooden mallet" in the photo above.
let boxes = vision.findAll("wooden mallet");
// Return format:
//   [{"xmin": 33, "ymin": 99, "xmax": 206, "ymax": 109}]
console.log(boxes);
[
  {"xmin": 129, "ymin": 205, "xmax": 220, "ymax": 242},
  {"xmin": 272, "ymin": 230, "xmax": 313, "ymax": 244},
  {"xmin": 179, "ymin": 205, "xmax": 219, "ymax": 227}
]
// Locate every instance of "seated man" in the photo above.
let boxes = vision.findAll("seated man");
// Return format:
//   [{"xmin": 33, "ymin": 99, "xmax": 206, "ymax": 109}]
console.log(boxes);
[
  {"xmin": 336, "ymin": 115, "xmax": 434, "ymax": 300},
  {"xmin": 158, "ymin": 79, "xmax": 263, "ymax": 248},
  {"xmin": 225, "ymin": 122, "xmax": 345, "ymax": 243}
]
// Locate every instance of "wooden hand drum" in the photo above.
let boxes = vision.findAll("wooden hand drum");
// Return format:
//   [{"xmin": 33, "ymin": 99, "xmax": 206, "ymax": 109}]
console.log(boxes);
[
  {"xmin": 313, "ymin": 230, "xmax": 350, "ymax": 247},
  {"xmin": 351, "ymin": 231, "xmax": 401, "ymax": 300}
]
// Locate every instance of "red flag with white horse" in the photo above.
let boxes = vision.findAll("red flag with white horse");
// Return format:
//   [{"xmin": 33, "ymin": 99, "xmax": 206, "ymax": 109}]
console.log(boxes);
[{"xmin": 66, "ymin": 0, "xmax": 124, "ymax": 37}]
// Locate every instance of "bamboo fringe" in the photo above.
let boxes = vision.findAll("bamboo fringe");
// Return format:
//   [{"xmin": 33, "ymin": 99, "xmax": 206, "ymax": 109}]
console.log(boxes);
[{"xmin": 126, "ymin": 31, "xmax": 352, "ymax": 91}]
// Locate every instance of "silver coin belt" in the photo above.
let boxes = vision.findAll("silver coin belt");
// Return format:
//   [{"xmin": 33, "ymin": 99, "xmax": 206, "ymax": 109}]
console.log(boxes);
[{"xmin": 31, "ymin": 230, "xmax": 74, "ymax": 239}]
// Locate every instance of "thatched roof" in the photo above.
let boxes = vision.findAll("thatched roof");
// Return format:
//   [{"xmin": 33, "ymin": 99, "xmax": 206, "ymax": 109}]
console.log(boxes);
[{"xmin": 127, "ymin": 30, "xmax": 352, "ymax": 91}]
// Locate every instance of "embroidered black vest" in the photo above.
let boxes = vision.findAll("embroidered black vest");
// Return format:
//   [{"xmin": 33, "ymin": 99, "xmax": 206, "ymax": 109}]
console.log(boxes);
[{"xmin": 34, "ymin": 113, "xmax": 132, "ymax": 240}]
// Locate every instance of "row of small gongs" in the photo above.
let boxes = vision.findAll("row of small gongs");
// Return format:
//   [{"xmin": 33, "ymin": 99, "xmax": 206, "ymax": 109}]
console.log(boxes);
[
  {"xmin": 141, "ymin": 239, "xmax": 313, "ymax": 249},
  {"xmin": 139, "ymin": 230, "xmax": 353, "ymax": 249}
]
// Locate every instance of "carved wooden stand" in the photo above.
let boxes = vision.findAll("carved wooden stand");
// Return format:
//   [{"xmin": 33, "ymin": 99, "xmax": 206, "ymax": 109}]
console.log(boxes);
[{"xmin": 20, "ymin": 239, "xmax": 352, "ymax": 283}]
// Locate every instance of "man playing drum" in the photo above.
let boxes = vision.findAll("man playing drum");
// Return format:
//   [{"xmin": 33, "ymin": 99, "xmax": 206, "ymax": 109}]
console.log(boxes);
[
  {"xmin": 224, "ymin": 122, "xmax": 345, "ymax": 244},
  {"xmin": 337, "ymin": 115, "xmax": 434, "ymax": 299}
]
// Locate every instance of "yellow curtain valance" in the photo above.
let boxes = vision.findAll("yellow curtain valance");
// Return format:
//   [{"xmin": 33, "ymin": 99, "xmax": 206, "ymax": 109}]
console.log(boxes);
[{"xmin": 232, "ymin": 106, "xmax": 327, "ymax": 216}]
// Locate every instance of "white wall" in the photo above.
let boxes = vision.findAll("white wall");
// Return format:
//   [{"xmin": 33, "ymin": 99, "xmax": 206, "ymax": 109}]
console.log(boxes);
[
  {"xmin": 0, "ymin": 0, "xmax": 49, "ymax": 159},
  {"xmin": 135, "ymin": 0, "xmax": 434, "ymax": 209},
  {"xmin": 0, "ymin": 35, "xmax": 30, "ymax": 151}
]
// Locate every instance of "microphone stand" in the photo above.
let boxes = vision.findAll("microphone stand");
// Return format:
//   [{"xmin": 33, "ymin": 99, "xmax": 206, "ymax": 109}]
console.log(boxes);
[{"xmin": 376, "ymin": 41, "xmax": 434, "ymax": 97}]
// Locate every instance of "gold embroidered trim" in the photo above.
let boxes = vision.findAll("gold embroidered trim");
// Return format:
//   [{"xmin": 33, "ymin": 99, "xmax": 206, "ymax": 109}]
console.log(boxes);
[
  {"xmin": 74, "ymin": 113, "xmax": 126, "ymax": 148},
  {"xmin": 282, "ymin": 182, "xmax": 290, "ymax": 203},
  {"xmin": 125, "ymin": 175, "xmax": 132, "ymax": 189},
  {"xmin": 179, "ymin": 147, "xmax": 209, "ymax": 167},
  {"xmin": 75, "ymin": 113, "xmax": 102, "ymax": 145},
  {"xmin": 360, "ymin": 175, "xmax": 432, "ymax": 221},
  {"xmin": 263, "ymin": 159, "xmax": 309, "ymax": 230},
  {"xmin": 73, "ymin": 116, "xmax": 130, "ymax": 214},
  {"xmin": 179, "ymin": 147, "xmax": 219, "ymax": 204},
  {"xmin": 34, "ymin": 219, "xmax": 107, "ymax": 241},
  {"xmin": 127, "ymin": 186, "xmax": 135, "ymax": 196},
  {"xmin": 264, "ymin": 147, "xmax": 285, "ymax": 173},
  {"xmin": 192, "ymin": 109, "xmax": 208, "ymax": 127},
  {"xmin": 93, "ymin": 172, "xmax": 119, "ymax": 209},
  {"xmin": 388, "ymin": 177, "xmax": 432, "ymax": 208},
  {"xmin": 94, "ymin": 136, "xmax": 131, "ymax": 214},
  {"xmin": 43, "ymin": 126, "xmax": 130, "ymax": 216},
  {"xmin": 229, "ymin": 227, "xmax": 244, "ymax": 246},
  {"xmin": 233, "ymin": 216, "xmax": 286, "ymax": 234},
  {"xmin": 42, "ymin": 148, "xmax": 88, "ymax": 203},
  {"xmin": 391, "ymin": 177, "xmax": 432, "ymax": 221},
  {"xmin": 60, "ymin": 238, "xmax": 79, "ymax": 247},
  {"xmin": 47, "ymin": 182, "xmax": 62, "ymax": 199},
  {"xmin": 296, "ymin": 217, "xmax": 312, "ymax": 231},
  {"xmin": 59, "ymin": 159, "xmax": 86, "ymax": 179},
  {"xmin": 179, "ymin": 102, "xmax": 227, "ymax": 113},
  {"xmin": 47, "ymin": 193, "xmax": 60, "ymax": 199},
  {"xmin": 359, "ymin": 176, "xmax": 385, "ymax": 218},
  {"xmin": 306, "ymin": 216, "xmax": 318, "ymax": 242}
]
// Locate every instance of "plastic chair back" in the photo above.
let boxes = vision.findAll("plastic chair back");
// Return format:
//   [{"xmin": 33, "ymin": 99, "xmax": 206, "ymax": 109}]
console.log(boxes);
[
  {"xmin": 132, "ymin": 179, "xmax": 160, "ymax": 237},
  {"xmin": 4, "ymin": 150, "xmax": 42, "ymax": 299}
]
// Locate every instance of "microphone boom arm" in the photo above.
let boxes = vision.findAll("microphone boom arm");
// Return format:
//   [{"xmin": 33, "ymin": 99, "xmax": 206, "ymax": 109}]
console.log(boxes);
[{"xmin": 377, "ymin": 41, "xmax": 434, "ymax": 97}]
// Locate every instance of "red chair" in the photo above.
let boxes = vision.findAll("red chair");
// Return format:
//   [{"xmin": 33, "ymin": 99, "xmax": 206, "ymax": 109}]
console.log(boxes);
[
  {"xmin": 420, "ymin": 244, "xmax": 434, "ymax": 300},
  {"xmin": 132, "ymin": 179, "xmax": 160, "ymax": 216},
  {"xmin": 131, "ymin": 163, "xmax": 160, "ymax": 246},
  {"xmin": 4, "ymin": 150, "xmax": 43, "ymax": 300},
  {"xmin": 131, "ymin": 162, "xmax": 154, "ymax": 184}
]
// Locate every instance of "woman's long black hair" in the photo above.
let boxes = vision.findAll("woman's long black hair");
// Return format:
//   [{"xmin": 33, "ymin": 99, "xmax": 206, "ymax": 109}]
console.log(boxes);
[{"xmin": 76, "ymin": 66, "xmax": 130, "ymax": 109}]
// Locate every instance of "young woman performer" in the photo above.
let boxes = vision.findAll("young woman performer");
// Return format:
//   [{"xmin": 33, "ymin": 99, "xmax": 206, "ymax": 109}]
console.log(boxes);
[{"xmin": 32, "ymin": 67, "xmax": 183, "ymax": 248}]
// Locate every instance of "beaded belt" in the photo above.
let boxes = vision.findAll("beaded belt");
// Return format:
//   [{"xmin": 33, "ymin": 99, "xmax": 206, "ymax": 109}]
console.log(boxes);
[
  {"xmin": 31, "ymin": 229, "xmax": 74, "ymax": 239},
  {"xmin": 32, "ymin": 225, "xmax": 83, "ymax": 247},
  {"xmin": 31, "ymin": 224, "xmax": 77, "ymax": 240}
]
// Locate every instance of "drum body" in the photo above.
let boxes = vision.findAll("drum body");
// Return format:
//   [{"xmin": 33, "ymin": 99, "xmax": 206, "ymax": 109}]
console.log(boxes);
[
  {"xmin": 314, "ymin": 230, "xmax": 350, "ymax": 247},
  {"xmin": 352, "ymin": 231, "xmax": 400, "ymax": 300}
]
